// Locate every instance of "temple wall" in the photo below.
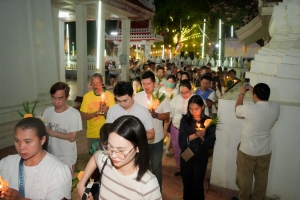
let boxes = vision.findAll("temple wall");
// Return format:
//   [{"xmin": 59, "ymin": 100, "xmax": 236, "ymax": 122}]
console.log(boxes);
[
  {"xmin": 210, "ymin": 91, "xmax": 300, "ymax": 199},
  {"xmin": 211, "ymin": 1, "xmax": 300, "ymax": 197},
  {"xmin": 0, "ymin": 0, "xmax": 57, "ymax": 148}
]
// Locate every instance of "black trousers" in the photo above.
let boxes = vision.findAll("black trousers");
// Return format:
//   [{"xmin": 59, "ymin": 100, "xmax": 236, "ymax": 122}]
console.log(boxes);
[{"xmin": 180, "ymin": 148, "xmax": 208, "ymax": 200}]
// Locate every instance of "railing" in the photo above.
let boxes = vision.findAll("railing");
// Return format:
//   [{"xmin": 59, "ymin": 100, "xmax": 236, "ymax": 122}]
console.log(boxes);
[
  {"xmin": 65, "ymin": 61, "xmax": 96, "ymax": 70},
  {"xmin": 117, "ymin": 28, "xmax": 150, "ymax": 33},
  {"xmin": 106, "ymin": 33, "xmax": 163, "ymax": 41}
]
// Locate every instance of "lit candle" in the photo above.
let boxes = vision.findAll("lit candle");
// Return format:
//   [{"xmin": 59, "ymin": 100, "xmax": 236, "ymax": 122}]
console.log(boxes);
[
  {"xmin": 233, "ymin": 79, "xmax": 237, "ymax": 84},
  {"xmin": 148, "ymin": 100, "xmax": 151, "ymax": 110},
  {"xmin": 0, "ymin": 176, "xmax": 9, "ymax": 189},
  {"xmin": 101, "ymin": 93, "xmax": 105, "ymax": 102},
  {"xmin": 196, "ymin": 122, "xmax": 201, "ymax": 130}
]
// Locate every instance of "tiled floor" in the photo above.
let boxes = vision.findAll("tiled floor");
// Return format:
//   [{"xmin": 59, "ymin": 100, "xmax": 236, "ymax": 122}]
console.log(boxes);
[{"xmin": 0, "ymin": 79, "xmax": 236, "ymax": 200}]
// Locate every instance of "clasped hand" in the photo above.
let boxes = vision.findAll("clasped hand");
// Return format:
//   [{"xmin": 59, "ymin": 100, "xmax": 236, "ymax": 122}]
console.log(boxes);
[
  {"xmin": 99, "ymin": 105, "xmax": 108, "ymax": 114},
  {"xmin": 196, "ymin": 129, "xmax": 205, "ymax": 141}
]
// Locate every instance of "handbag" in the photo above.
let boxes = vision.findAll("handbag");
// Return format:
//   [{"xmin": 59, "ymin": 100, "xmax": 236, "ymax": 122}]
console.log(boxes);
[
  {"xmin": 181, "ymin": 138, "xmax": 194, "ymax": 162},
  {"xmin": 82, "ymin": 158, "xmax": 108, "ymax": 200}
]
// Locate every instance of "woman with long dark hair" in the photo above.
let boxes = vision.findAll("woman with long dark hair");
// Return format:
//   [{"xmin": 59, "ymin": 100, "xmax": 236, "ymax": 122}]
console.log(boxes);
[
  {"xmin": 77, "ymin": 115, "xmax": 161, "ymax": 199},
  {"xmin": 179, "ymin": 95, "xmax": 216, "ymax": 200}
]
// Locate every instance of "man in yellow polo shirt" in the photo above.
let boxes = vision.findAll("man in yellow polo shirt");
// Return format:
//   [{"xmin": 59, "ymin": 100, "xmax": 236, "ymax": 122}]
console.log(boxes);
[{"xmin": 80, "ymin": 73, "xmax": 115, "ymax": 149}]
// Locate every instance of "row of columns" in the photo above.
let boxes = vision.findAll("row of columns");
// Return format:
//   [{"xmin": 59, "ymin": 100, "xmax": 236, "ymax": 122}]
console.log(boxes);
[{"xmin": 52, "ymin": 4, "xmax": 132, "ymax": 98}]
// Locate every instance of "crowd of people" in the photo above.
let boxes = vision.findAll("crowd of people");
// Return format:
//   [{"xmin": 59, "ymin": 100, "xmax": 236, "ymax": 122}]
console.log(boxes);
[{"xmin": 0, "ymin": 59, "xmax": 279, "ymax": 200}]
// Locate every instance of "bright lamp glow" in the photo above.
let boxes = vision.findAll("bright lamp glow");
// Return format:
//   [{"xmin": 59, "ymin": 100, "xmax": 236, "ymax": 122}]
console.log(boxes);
[
  {"xmin": 201, "ymin": 19, "xmax": 206, "ymax": 58},
  {"xmin": 96, "ymin": 1, "xmax": 102, "ymax": 69},
  {"xmin": 110, "ymin": 31, "xmax": 118, "ymax": 36},
  {"xmin": 58, "ymin": 11, "xmax": 69, "ymax": 18},
  {"xmin": 218, "ymin": 19, "xmax": 222, "ymax": 64}
]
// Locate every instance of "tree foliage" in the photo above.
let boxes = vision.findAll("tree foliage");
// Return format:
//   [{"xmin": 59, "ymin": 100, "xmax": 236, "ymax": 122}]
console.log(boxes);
[{"xmin": 153, "ymin": 0, "xmax": 259, "ymax": 47}]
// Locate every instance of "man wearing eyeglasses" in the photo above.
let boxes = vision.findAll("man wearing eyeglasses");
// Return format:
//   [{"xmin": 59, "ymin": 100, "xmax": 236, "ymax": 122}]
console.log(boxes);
[
  {"xmin": 106, "ymin": 81, "xmax": 155, "ymax": 140},
  {"xmin": 80, "ymin": 73, "xmax": 115, "ymax": 151},
  {"xmin": 43, "ymin": 82, "xmax": 82, "ymax": 173}
]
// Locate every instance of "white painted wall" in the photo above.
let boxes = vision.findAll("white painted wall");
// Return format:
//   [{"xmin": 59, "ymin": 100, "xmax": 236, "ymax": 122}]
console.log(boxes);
[
  {"xmin": 0, "ymin": 0, "xmax": 58, "ymax": 123},
  {"xmin": 211, "ymin": 97, "xmax": 300, "ymax": 199}
]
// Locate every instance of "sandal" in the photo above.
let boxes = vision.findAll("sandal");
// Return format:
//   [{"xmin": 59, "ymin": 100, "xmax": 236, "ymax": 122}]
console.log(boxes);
[{"xmin": 165, "ymin": 150, "xmax": 171, "ymax": 156}]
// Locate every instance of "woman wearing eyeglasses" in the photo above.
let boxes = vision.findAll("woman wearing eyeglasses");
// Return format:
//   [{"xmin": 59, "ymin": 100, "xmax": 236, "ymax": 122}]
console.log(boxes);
[
  {"xmin": 164, "ymin": 80, "xmax": 194, "ymax": 176},
  {"xmin": 77, "ymin": 115, "xmax": 161, "ymax": 200}
]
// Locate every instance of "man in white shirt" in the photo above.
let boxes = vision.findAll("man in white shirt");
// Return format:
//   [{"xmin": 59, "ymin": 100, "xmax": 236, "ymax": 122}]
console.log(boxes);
[
  {"xmin": 134, "ymin": 71, "xmax": 171, "ymax": 191},
  {"xmin": 233, "ymin": 83, "xmax": 280, "ymax": 200},
  {"xmin": 43, "ymin": 82, "xmax": 82, "ymax": 173},
  {"xmin": 106, "ymin": 81, "xmax": 155, "ymax": 140},
  {"xmin": 155, "ymin": 66, "xmax": 167, "ymax": 89}
]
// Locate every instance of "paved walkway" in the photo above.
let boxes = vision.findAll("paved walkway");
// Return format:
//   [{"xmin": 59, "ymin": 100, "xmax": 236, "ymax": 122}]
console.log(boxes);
[
  {"xmin": 0, "ymin": 79, "xmax": 236, "ymax": 200},
  {"xmin": 65, "ymin": 79, "xmax": 235, "ymax": 200}
]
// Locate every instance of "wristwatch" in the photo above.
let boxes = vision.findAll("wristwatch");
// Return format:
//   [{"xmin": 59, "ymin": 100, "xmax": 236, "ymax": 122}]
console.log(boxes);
[{"xmin": 153, "ymin": 112, "xmax": 158, "ymax": 118}]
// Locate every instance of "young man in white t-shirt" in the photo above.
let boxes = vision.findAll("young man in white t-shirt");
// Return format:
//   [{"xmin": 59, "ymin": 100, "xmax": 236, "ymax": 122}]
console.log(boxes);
[
  {"xmin": 106, "ymin": 81, "xmax": 155, "ymax": 140},
  {"xmin": 134, "ymin": 71, "xmax": 171, "ymax": 191},
  {"xmin": 43, "ymin": 82, "xmax": 82, "ymax": 173}
]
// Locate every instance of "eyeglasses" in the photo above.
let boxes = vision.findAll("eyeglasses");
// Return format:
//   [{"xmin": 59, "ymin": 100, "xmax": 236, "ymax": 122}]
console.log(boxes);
[
  {"xmin": 104, "ymin": 145, "xmax": 135, "ymax": 160},
  {"xmin": 90, "ymin": 83, "xmax": 102, "ymax": 86}
]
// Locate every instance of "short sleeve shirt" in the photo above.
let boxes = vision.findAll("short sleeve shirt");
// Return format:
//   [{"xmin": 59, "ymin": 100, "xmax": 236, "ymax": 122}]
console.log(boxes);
[
  {"xmin": 134, "ymin": 91, "xmax": 171, "ymax": 143},
  {"xmin": 236, "ymin": 101, "xmax": 280, "ymax": 156},
  {"xmin": 106, "ymin": 102, "xmax": 154, "ymax": 131},
  {"xmin": 80, "ymin": 90, "xmax": 115, "ymax": 138}
]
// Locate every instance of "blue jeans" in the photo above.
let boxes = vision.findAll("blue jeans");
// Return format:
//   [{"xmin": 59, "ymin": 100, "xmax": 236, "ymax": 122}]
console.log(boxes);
[{"xmin": 149, "ymin": 139, "xmax": 163, "ymax": 191}]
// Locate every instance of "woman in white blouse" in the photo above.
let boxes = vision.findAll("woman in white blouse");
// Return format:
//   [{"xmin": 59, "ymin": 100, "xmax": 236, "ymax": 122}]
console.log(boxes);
[
  {"xmin": 164, "ymin": 80, "xmax": 194, "ymax": 176},
  {"xmin": 159, "ymin": 75, "xmax": 178, "ymax": 98}
]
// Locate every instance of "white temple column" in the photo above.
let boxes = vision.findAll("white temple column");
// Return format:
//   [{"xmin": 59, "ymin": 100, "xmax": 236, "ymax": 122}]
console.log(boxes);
[
  {"xmin": 52, "ymin": 7, "xmax": 65, "ymax": 82},
  {"xmin": 145, "ymin": 44, "xmax": 151, "ymax": 62},
  {"xmin": 96, "ymin": 0, "xmax": 105, "ymax": 79},
  {"xmin": 97, "ymin": 19, "xmax": 105, "ymax": 79},
  {"xmin": 121, "ymin": 19, "xmax": 130, "ymax": 81},
  {"xmin": 75, "ymin": 5, "xmax": 87, "ymax": 97}
]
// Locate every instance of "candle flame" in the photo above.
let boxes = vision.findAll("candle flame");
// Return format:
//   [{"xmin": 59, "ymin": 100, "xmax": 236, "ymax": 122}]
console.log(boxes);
[{"xmin": 0, "ymin": 176, "xmax": 9, "ymax": 188}]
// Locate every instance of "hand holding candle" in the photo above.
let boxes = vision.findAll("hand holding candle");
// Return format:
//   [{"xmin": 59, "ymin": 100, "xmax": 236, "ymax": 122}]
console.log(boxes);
[
  {"xmin": 0, "ymin": 176, "xmax": 9, "ymax": 189},
  {"xmin": 99, "ymin": 92, "xmax": 108, "ymax": 114},
  {"xmin": 195, "ymin": 122, "xmax": 205, "ymax": 140}
]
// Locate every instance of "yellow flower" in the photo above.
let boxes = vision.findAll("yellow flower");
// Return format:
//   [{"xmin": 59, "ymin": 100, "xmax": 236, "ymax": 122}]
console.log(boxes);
[
  {"xmin": 77, "ymin": 171, "xmax": 84, "ymax": 181},
  {"xmin": 23, "ymin": 113, "xmax": 33, "ymax": 118},
  {"xmin": 204, "ymin": 119, "xmax": 212, "ymax": 127}
]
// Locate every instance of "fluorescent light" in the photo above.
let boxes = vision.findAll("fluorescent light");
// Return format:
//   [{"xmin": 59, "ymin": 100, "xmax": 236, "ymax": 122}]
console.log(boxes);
[
  {"xmin": 201, "ymin": 19, "xmax": 206, "ymax": 58},
  {"xmin": 58, "ymin": 11, "xmax": 69, "ymax": 18},
  {"xmin": 110, "ymin": 31, "xmax": 118, "ymax": 36},
  {"xmin": 96, "ymin": 1, "xmax": 102, "ymax": 69}
]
